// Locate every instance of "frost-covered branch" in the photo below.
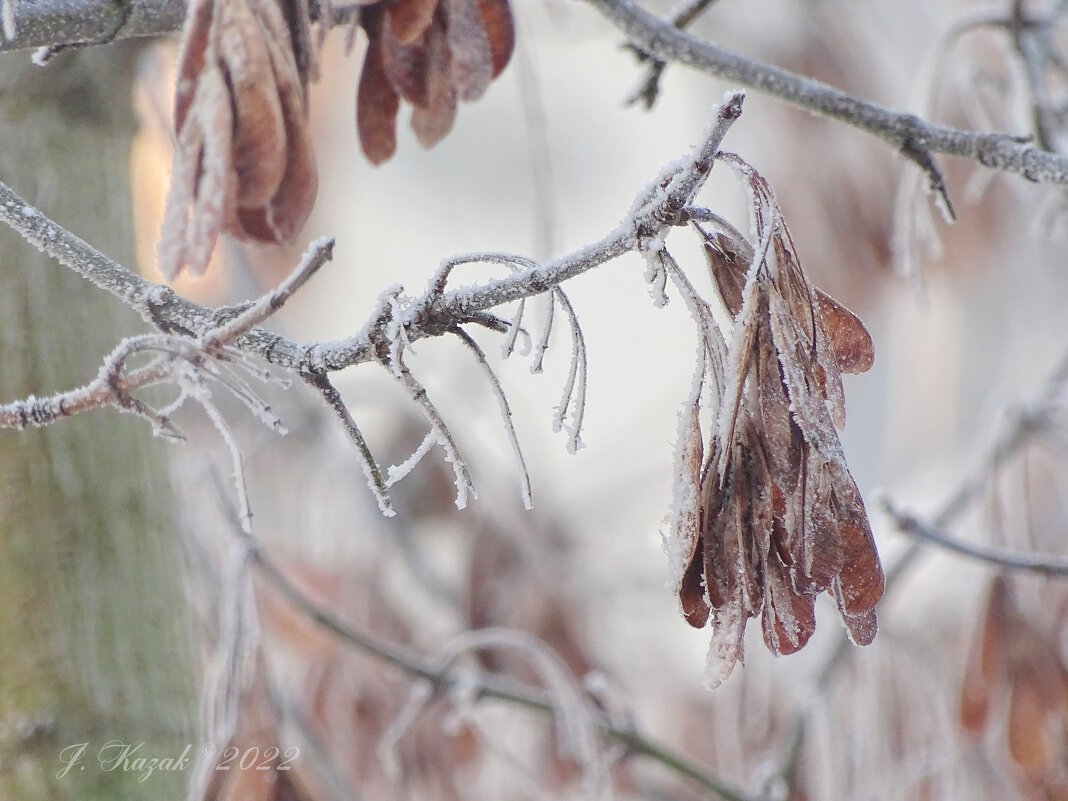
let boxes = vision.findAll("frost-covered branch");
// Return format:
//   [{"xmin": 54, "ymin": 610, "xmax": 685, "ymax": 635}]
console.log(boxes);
[
  {"xmin": 882, "ymin": 499, "xmax": 1068, "ymax": 577},
  {"xmin": 586, "ymin": 0, "xmax": 1068, "ymax": 190},
  {"xmin": 0, "ymin": 0, "xmax": 186, "ymax": 53},
  {"xmin": 0, "ymin": 92, "xmax": 744, "ymax": 382},
  {"xmin": 0, "ymin": 237, "xmax": 332, "ymax": 434},
  {"xmin": 0, "ymin": 0, "xmax": 359, "ymax": 54}
]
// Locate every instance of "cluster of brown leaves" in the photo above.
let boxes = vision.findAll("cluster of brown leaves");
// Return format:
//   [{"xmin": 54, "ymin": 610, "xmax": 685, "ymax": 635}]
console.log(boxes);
[
  {"xmin": 961, "ymin": 576, "xmax": 1068, "ymax": 799},
  {"xmin": 160, "ymin": 0, "xmax": 319, "ymax": 279},
  {"xmin": 673, "ymin": 211, "xmax": 884, "ymax": 687},
  {"xmin": 356, "ymin": 0, "xmax": 515, "ymax": 164}
]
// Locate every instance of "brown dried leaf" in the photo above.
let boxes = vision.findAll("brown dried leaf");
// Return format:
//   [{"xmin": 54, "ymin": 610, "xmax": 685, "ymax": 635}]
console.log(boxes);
[
  {"xmin": 186, "ymin": 69, "xmax": 237, "ymax": 277},
  {"xmin": 445, "ymin": 0, "xmax": 493, "ymax": 101},
  {"xmin": 814, "ymin": 290, "xmax": 875, "ymax": 374},
  {"xmin": 701, "ymin": 233, "xmax": 748, "ymax": 318},
  {"xmin": 381, "ymin": 23, "xmax": 430, "ymax": 106},
  {"xmin": 670, "ymin": 403, "xmax": 705, "ymax": 594},
  {"xmin": 357, "ymin": 26, "xmax": 401, "ymax": 164},
  {"xmin": 476, "ymin": 0, "xmax": 514, "ymax": 77},
  {"xmin": 680, "ymin": 542, "xmax": 710, "ymax": 628},
  {"xmin": 706, "ymin": 602, "xmax": 747, "ymax": 688},
  {"xmin": 411, "ymin": 17, "xmax": 458, "ymax": 147},
  {"xmin": 175, "ymin": 0, "xmax": 216, "ymax": 132},
  {"xmin": 218, "ymin": 0, "xmax": 287, "ymax": 209},
  {"xmin": 1007, "ymin": 672, "xmax": 1049, "ymax": 774},
  {"xmin": 762, "ymin": 556, "xmax": 816, "ymax": 656},
  {"xmin": 388, "ymin": 0, "xmax": 438, "ymax": 44}
]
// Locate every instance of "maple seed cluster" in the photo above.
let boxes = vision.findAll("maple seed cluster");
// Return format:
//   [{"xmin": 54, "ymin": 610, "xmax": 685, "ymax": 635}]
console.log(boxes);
[
  {"xmin": 356, "ymin": 0, "xmax": 515, "ymax": 164},
  {"xmin": 159, "ymin": 0, "xmax": 514, "ymax": 279},
  {"xmin": 673, "ymin": 216, "xmax": 885, "ymax": 688},
  {"xmin": 960, "ymin": 576, "xmax": 1068, "ymax": 794},
  {"xmin": 160, "ymin": 0, "xmax": 318, "ymax": 279}
]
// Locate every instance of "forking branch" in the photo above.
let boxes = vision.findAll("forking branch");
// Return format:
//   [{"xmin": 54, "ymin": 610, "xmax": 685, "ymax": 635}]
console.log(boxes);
[
  {"xmin": 0, "ymin": 92, "xmax": 745, "ymax": 513},
  {"xmin": 5, "ymin": 0, "xmax": 1068, "ymax": 197}
]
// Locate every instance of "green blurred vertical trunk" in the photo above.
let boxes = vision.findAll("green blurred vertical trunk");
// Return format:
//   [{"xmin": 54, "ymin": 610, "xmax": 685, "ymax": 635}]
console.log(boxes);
[{"xmin": 0, "ymin": 45, "xmax": 195, "ymax": 800}]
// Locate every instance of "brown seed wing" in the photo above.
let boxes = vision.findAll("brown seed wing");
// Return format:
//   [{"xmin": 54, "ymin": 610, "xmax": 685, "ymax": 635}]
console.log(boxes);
[
  {"xmin": 815, "ymin": 290, "xmax": 875, "ymax": 375},
  {"xmin": 1007, "ymin": 670, "xmax": 1049, "ymax": 773},
  {"xmin": 445, "ymin": 0, "xmax": 493, "ymax": 102},
  {"xmin": 174, "ymin": 0, "xmax": 216, "ymax": 133},
  {"xmin": 838, "ymin": 604, "xmax": 878, "ymax": 646},
  {"xmin": 217, "ymin": 0, "xmax": 287, "ymax": 210},
  {"xmin": 701, "ymin": 473, "xmax": 732, "ymax": 611},
  {"xmin": 411, "ymin": 16, "xmax": 458, "ymax": 148},
  {"xmin": 381, "ymin": 24, "xmax": 430, "ymax": 107},
  {"xmin": 187, "ymin": 70, "xmax": 237, "ymax": 276},
  {"xmin": 961, "ymin": 577, "xmax": 1010, "ymax": 731},
  {"xmin": 679, "ymin": 540, "xmax": 710, "ymax": 629},
  {"xmin": 235, "ymin": 0, "xmax": 318, "ymax": 244},
  {"xmin": 828, "ymin": 467, "xmax": 883, "ymax": 616},
  {"xmin": 702, "ymin": 235, "xmax": 747, "ymax": 318},
  {"xmin": 477, "ymin": 0, "xmax": 514, "ymax": 77},
  {"xmin": 357, "ymin": 27, "xmax": 402, "ymax": 164},
  {"xmin": 706, "ymin": 602, "xmax": 748, "ymax": 689},
  {"xmin": 387, "ymin": 0, "xmax": 438, "ymax": 44},
  {"xmin": 762, "ymin": 556, "xmax": 816, "ymax": 656}
]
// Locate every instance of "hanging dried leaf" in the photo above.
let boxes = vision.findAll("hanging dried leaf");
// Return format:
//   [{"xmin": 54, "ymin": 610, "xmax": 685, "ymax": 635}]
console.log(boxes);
[
  {"xmin": 411, "ymin": 15, "xmax": 458, "ymax": 148},
  {"xmin": 388, "ymin": 0, "xmax": 439, "ymax": 44},
  {"xmin": 476, "ymin": 0, "xmax": 515, "ymax": 77},
  {"xmin": 354, "ymin": 0, "xmax": 514, "ymax": 162},
  {"xmin": 381, "ymin": 22, "xmax": 431, "ymax": 106},
  {"xmin": 672, "ymin": 201, "xmax": 883, "ymax": 688},
  {"xmin": 445, "ymin": 0, "xmax": 493, "ymax": 101},
  {"xmin": 160, "ymin": 0, "xmax": 319, "ymax": 279},
  {"xmin": 357, "ymin": 15, "xmax": 402, "ymax": 165},
  {"xmin": 958, "ymin": 575, "xmax": 1068, "ymax": 794}
]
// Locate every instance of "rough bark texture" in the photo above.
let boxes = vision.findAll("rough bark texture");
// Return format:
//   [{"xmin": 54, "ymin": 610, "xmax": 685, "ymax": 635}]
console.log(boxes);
[{"xmin": 0, "ymin": 46, "xmax": 195, "ymax": 800}]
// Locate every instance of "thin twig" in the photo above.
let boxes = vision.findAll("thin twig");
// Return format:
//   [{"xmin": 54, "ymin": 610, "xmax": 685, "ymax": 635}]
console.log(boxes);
[
  {"xmin": 585, "ymin": 0, "xmax": 1068, "ymax": 189},
  {"xmin": 882, "ymin": 498, "xmax": 1068, "ymax": 577},
  {"xmin": 250, "ymin": 546, "xmax": 774, "ymax": 801},
  {"xmin": 300, "ymin": 369, "xmax": 393, "ymax": 516},
  {"xmin": 626, "ymin": 0, "xmax": 724, "ymax": 109},
  {"xmin": 551, "ymin": 288, "xmax": 588, "ymax": 454},
  {"xmin": 387, "ymin": 348, "xmax": 476, "ymax": 510},
  {"xmin": 0, "ymin": 97, "xmax": 745, "ymax": 380},
  {"xmin": 452, "ymin": 326, "xmax": 534, "ymax": 510},
  {"xmin": 201, "ymin": 237, "xmax": 334, "ymax": 349}
]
